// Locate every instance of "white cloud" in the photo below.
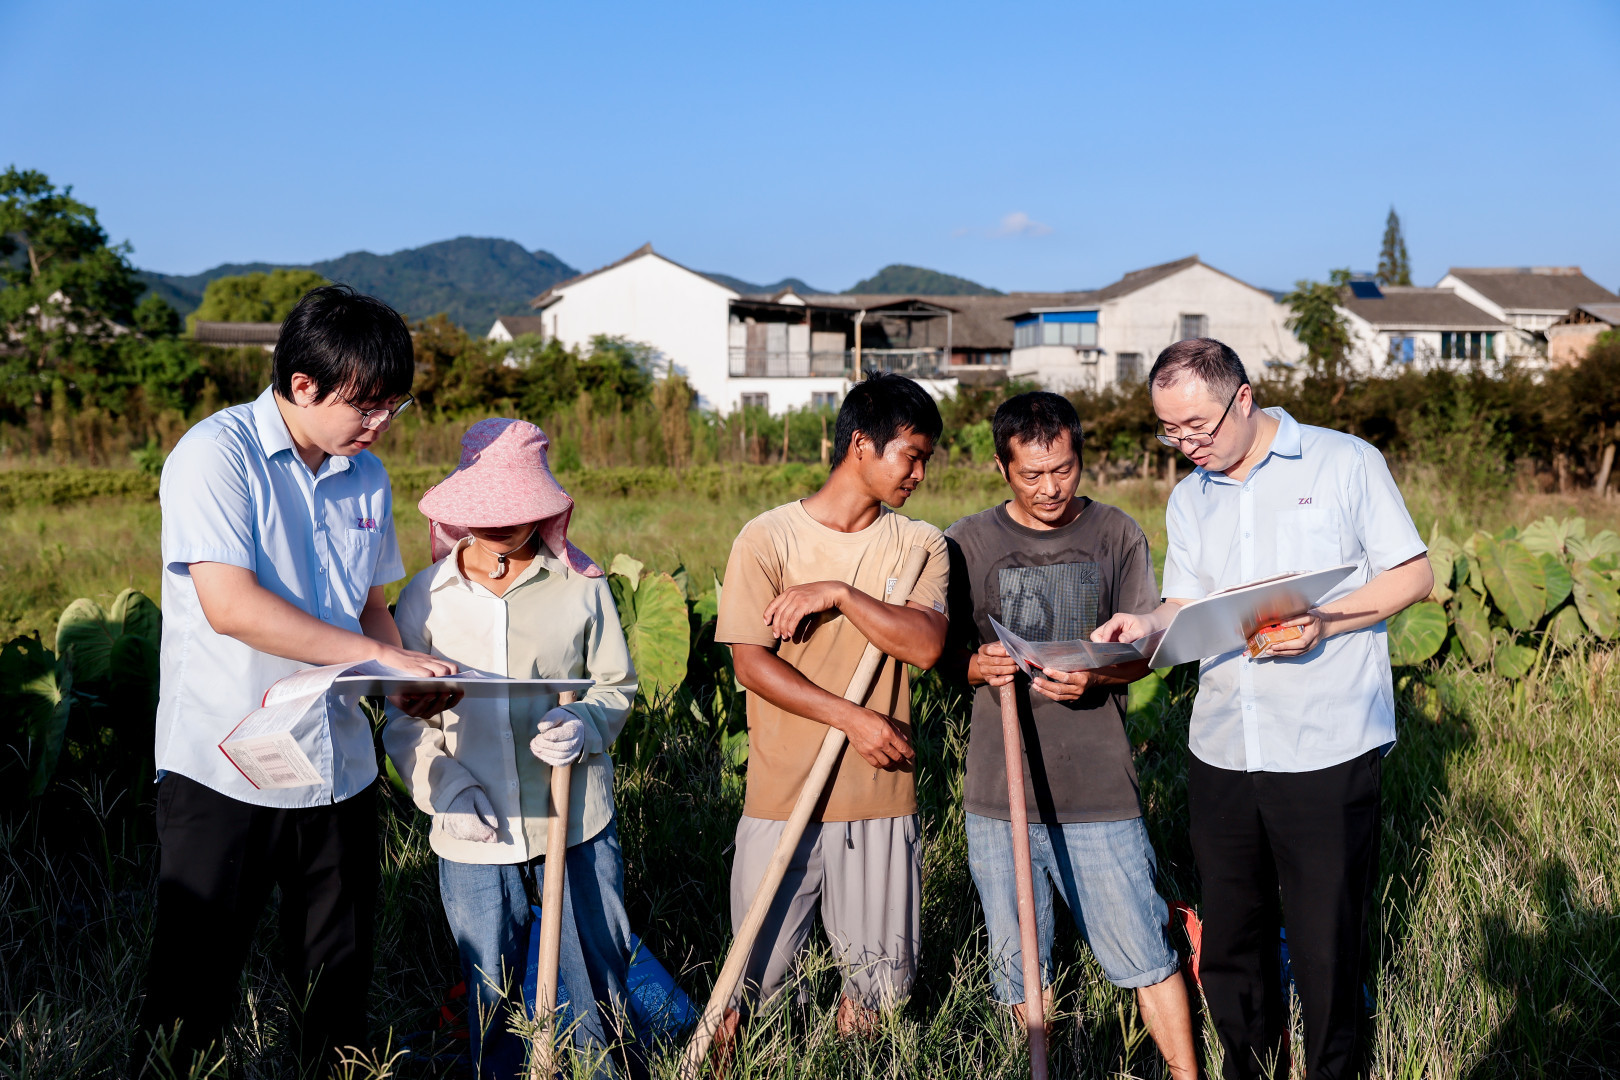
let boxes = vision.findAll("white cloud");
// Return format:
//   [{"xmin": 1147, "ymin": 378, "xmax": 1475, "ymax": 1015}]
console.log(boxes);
[{"xmin": 992, "ymin": 211, "xmax": 1053, "ymax": 237}]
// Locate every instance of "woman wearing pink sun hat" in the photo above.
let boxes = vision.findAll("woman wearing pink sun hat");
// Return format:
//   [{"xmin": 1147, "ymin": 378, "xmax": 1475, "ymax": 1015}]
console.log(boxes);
[{"xmin": 383, "ymin": 419, "xmax": 643, "ymax": 1078}]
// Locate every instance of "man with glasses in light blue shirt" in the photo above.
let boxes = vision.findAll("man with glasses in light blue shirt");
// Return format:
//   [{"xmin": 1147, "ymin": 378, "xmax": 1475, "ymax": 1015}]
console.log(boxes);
[
  {"xmin": 1095, "ymin": 338, "xmax": 1432, "ymax": 1080},
  {"xmin": 137, "ymin": 285, "xmax": 455, "ymax": 1077}
]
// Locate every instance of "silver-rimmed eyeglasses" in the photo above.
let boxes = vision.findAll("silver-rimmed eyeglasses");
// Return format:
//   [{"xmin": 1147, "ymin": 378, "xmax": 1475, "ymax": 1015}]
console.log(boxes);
[
  {"xmin": 344, "ymin": 394, "xmax": 414, "ymax": 431},
  {"xmin": 1156, "ymin": 386, "xmax": 1239, "ymax": 449}
]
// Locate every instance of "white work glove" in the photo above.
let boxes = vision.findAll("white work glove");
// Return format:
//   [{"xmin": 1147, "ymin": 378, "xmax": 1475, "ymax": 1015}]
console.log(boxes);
[
  {"xmin": 440, "ymin": 786, "xmax": 499, "ymax": 844},
  {"xmin": 530, "ymin": 706, "xmax": 586, "ymax": 767}
]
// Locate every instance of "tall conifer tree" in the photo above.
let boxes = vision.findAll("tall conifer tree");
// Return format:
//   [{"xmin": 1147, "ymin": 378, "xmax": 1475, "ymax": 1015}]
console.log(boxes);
[{"xmin": 1377, "ymin": 207, "xmax": 1412, "ymax": 286}]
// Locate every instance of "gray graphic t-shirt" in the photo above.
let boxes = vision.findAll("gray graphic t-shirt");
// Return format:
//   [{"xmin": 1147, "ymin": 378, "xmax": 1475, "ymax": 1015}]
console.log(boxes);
[{"xmin": 945, "ymin": 499, "xmax": 1160, "ymax": 823}]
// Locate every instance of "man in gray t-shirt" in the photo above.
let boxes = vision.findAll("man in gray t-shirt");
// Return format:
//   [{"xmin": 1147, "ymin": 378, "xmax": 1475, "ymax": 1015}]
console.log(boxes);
[{"xmin": 943, "ymin": 393, "xmax": 1196, "ymax": 1080}]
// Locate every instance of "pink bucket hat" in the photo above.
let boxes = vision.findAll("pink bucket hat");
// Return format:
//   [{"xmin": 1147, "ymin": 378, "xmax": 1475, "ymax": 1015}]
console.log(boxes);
[{"xmin": 418, "ymin": 419, "xmax": 602, "ymax": 577}]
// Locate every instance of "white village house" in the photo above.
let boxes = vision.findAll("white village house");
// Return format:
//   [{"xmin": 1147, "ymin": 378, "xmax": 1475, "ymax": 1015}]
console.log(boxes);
[
  {"xmin": 1435, "ymin": 267, "xmax": 1619, "ymax": 363},
  {"xmin": 492, "ymin": 246, "xmax": 1302, "ymax": 412},
  {"xmin": 1336, "ymin": 281, "xmax": 1509, "ymax": 373}
]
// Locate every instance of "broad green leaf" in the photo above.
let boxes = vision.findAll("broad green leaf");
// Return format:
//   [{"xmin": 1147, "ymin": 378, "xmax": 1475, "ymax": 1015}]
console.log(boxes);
[
  {"xmin": 607, "ymin": 553, "xmax": 645, "ymax": 587},
  {"xmin": 1492, "ymin": 632, "xmax": 1536, "ymax": 680},
  {"xmin": 1127, "ymin": 671, "xmax": 1169, "ymax": 724},
  {"xmin": 0, "ymin": 637, "xmax": 75, "ymax": 797},
  {"xmin": 1388, "ymin": 602, "xmax": 1449, "ymax": 666},
  {"xmin": 1550, "ymin": 604, "xmax": 1588, "ymax": 649},
  {"xmin": 624, "ymin": 572, "xmax": 690, "ymax": 701},
  {"xmin": 110, "ymin": 588, "xmax": 162, "ymax": 648},
  {"xmin": 1451, "ymin": 553, "xmax": 1472, "ymax": 594},
  {"xmin": 669, "ymin": 564, "xmax": 691, "ymax": 602},
  {"xmin": 1573, "ymin": 561, "xmax": 1620, "ymax": 639},
  {"xmin": 1518, "ymin": 517, "xmax": 1567, "ymax": 557},
  {"xmin": 1426, "ymin": 536, "xmax": 1457, "ymax": 603},
  {"xmin": 1468, "ymin": 533, "xmax": 1492, "ymax": 593},
  {"xmin": 607, "ymin": 574, "xmax": 636, "ymax": 633},
  {"xmin": 55, "ymin": 598, "xmax": 115, "ymax": 683},
  {"xmin": 1568, "ymin": 529, "xmax": 1620, "ymax": 563},
  {"xmin": 1451, "ymin": 590, "xmax": 1493, "ymax": 667},
  {"xmin": 1540, "ymin": 553, "xmax": 1573, "ymax": 613},
  {"xmin": 109, "ymin": 634, "xmax": 160, "ymax": 718},
  {"xmin": 1475, "ymin": 536, "xmax": 1545, "ymax": 631},
  {"xmin": 1567, "ymin": 517, "xmax": 1588, "ymax": 542}
]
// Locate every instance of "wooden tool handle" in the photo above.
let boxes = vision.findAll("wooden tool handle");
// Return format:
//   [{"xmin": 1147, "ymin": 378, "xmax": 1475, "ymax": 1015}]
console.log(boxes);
[
  {"xmin": 681, "ymin": 546, "xmax": 932, "ymax": 1077},
  {"xmin": 531, "ymin": 690, "xmax": 578, "ymax": 1080},
  {"xmin": 1000, "ymin": 682, "xmax": 1049, "ymax": 1080}
]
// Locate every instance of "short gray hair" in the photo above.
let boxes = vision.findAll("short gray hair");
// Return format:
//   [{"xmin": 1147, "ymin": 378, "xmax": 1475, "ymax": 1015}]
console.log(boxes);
[{"xmin": 1148, "ymin": 338, "xmax": 1249, "ymax": 401}]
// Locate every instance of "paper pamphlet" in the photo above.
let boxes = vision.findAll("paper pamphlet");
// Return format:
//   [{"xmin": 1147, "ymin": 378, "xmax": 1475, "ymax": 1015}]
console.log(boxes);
[
  {"xmin": 1145, "ymin": 563, "xmax": 1358, "ymax": 668},
  {"xmin": 988, "ymin": 615, "xmax": 1164, "ymax": 676},
  {"xmin": 331, "ymin": 674, "xmax": 593, "ymax": 697},
  {"xmin": 219, "ymin": 659, "xmax": 401, "ymax": 791}
]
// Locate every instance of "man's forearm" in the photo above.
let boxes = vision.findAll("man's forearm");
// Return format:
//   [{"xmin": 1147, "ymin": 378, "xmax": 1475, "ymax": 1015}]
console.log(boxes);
[
  {"xmin": 195, "ymin": 570, "xmax": 385, "ymax": 666},
  {"xmin": 1318, "ymin": 554, "xmax": 1433, "ymax": 637},
  {"xmin": 732, "ymin": 646, "xmax": 867, "ymax": 732},
  {"xmin": 834, "ymin": 585, "xmax": 948, "ymax": 668},
  {"xmin": 359, "ymin": 599, "xmax": 403, "ymax": 648}
]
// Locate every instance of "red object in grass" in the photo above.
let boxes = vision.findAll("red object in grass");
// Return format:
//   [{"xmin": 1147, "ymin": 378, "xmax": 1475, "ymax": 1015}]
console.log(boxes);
[
  {"xmin": 1170, "ymin": 901, "xmax": 1203, "ymax": 988},
  {"xmin": 437, "ymin": 980, "xmax": 470, "ymax": 1041}
]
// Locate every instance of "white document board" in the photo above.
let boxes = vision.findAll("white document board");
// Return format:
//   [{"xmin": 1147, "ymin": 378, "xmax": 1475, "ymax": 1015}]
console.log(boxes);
[
  {"xmin": 332, "ymin": 675, "xmax": 593, "ymax": 698},
  {"xmin": 1146, "ymin": 564, "xmax": 1358, "ymax": 668}
]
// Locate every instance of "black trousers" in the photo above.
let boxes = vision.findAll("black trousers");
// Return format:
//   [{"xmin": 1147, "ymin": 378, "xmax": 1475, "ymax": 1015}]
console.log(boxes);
[
  {"xmin": 137, "ymin": 773, "xmax": 378, "ymax": 1077},
  {"xmin": 1188, "ymin": 749, "xmax": 1381, "ymax": 1080}
]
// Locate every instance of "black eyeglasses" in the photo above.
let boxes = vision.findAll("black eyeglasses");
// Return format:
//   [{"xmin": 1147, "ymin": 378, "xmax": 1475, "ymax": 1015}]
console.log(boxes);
[
  {"xmin": 343, "ymin": 394, "xmax": 414, "ymax": 431},
  {"xmin": 1157, "ymin": 386, "xmax": 1239, "ymax": 449}
]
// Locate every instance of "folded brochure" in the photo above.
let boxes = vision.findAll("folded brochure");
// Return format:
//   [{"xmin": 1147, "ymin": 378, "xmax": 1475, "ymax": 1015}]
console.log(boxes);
[
  {"xmin": 219, "ymin": 660, "xmax": 592, "ymax": 791},
  {"xmin": 986, "ymin": 564, "xmax": 1358, "ymax": 675}
]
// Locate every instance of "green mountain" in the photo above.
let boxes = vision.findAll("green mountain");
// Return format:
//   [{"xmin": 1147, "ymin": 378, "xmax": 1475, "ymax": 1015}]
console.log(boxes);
[
  {"xmin": 701, "ymin": 271, "xmax": 826, "ymax": 296},
  {"xmin": 845, "ymin": 264, "xmax": 1002, "ymax": 296},
  {"xmin": 137, "ymin": 237, "xmax": 578, "ymax": 332}
]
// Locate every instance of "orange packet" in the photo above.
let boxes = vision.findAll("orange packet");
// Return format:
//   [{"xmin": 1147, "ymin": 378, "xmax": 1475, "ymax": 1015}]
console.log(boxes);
[{"xmin": 1245, "ymin": 622, "xmax": 1302, "ymax": 658}]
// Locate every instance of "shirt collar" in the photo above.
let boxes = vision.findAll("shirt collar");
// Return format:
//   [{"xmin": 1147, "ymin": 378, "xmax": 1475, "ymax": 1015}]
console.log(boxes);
[
  {"xmin": 251, "ymin": 386, "xmax": 351, "ymax": 476},
  {"xmin": 1196, "ymin": 406, "xmax": 1301, "ymax": 486},
  {"xmin": 430, "ymin": 536, "xmax": 567, "ymax": 595}
]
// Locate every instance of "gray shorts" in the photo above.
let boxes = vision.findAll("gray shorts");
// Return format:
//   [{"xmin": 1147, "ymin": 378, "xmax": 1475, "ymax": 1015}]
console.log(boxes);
[{"xmin": 729, "ymin": 814, "xmax": 921, "ymax": 1011}]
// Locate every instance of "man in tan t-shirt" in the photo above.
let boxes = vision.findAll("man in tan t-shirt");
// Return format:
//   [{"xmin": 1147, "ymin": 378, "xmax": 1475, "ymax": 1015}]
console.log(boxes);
[{"xmin": 715, "ymin": 374, "xmax": 950, "ymax": 1036}]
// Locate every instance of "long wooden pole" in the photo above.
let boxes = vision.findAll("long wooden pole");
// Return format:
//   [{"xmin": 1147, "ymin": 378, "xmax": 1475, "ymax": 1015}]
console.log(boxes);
[
  {"xmin": 681, "ymin": 546, "xmax": 930, "ymax": 1078},
  {"xmin": 531, "ymin": 690, "xmax": 578, "ymax": 1080},
  {"xmin": 999, "ymin": 682, "xmax": 1049, "ymax": 1080}
]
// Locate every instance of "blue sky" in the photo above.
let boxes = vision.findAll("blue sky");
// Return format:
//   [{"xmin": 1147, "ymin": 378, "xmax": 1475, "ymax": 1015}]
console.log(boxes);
[{"xmin": 4, "ymin": 0, "xmax": 1617, "ymax": 293}]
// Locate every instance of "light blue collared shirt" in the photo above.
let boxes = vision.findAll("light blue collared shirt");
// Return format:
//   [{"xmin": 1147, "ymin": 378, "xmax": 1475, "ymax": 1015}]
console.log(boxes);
[
  {"xmin": 156, "ymin": 387, "xmax": 406, "ymax": 807},
  {"xmin": 1161, "ymin": 408, "xmax": 1427, "ymax": 773}
]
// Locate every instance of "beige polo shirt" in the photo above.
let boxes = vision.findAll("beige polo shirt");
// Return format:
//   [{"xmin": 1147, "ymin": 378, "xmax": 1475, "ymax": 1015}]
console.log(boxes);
[
  {"xmin": 384, "ymin": 537, "xmax": 636, "ymax": 864},
  {"xmin": 716, "ymin": 501, "xmax": 949, "ymax": 822}
]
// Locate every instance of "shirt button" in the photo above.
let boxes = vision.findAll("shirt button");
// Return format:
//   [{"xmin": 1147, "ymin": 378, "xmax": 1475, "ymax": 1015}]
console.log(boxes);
[
  {"xmin": 509, "ymin": 781, "xmax": 518, "ymax": 789},
  {"xmin": 1244, "ymin": 531, "xmax": 1251, "ymax": 538},
  {"xmin": 319, "ymin": 566, "xmax": 326, "ymax": 574}
]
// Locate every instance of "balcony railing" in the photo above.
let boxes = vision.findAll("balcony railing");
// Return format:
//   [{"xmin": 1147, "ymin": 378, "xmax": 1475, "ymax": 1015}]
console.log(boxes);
[{"xmin": 728, "ymin": 347, "xmax": 994, "ymax": 379}]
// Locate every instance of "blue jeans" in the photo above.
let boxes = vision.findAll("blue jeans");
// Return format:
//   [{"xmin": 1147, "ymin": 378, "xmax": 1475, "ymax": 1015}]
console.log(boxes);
[
  {"xmin": 438, "ymin": 822, "xmax": 635, "ymax": 1080},
  {"xmin": 966, "ymin": 812, "xmax": 1179, "ymax": 1003}
]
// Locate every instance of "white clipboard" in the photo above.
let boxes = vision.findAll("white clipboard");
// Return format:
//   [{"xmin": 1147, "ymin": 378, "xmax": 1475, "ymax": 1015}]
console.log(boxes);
[
  {"xmin": 332, "ymin": 675, "xmax": 593, "ymax": 698},
  {"xmin": 1146, "ymin": 564, "xmax": 1358, "ymax": 668}
]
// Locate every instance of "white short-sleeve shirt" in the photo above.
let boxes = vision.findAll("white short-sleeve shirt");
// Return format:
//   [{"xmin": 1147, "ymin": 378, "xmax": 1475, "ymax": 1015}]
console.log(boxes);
[
  {"xmin": 155, "ymin": 387, "xmax": 406, "ymax": 807},
  {"xmin": 1162, "ymin": 408, "xmax": 1426, "ymax": 774}
]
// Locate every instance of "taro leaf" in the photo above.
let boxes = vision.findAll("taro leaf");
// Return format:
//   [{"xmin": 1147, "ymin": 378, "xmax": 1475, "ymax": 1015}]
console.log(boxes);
[
  {"xmin": 1518, "ymin": 517, "xmax": 1567, "ymax": 557},
  {"xmin": 1572, "ymin": 561, "xmax": 1620, "ymax": 639},
  {"xmin": 1388, "ymin": 601, "xmax": 1449, "ymax": 666},
  {"xmin": 0, "ymin": 638, "xmax": 75, "ymax": 797},
  {"xmin": 669, "ymin": 564, "xmax": 691, "ymax": 603},
  {"xmin": 55, "ymin": 598, "xmax": 115, "ymax": 683},
  {"xmin": 1475, "ymin": 536, "xmax": 1545, "ymax": 631},
  {"xmin": 1468, "ymin": 533, "xmax": 1493, "ymax": 593},
  {"xmin": 623, "ymin": 572, "xmax": 690, "ymax": 702},
  {"xmin": 110, "ymin": 634, "xmax": 160, "ymax": 718},
  {"xmin": 1540, "ymin": 553, "xmax": 1573, "ymax": 613},
  {"xmin": 111, "ymin": 588, "xmax": 162, "ymax": 648},
  {"xmin": 607, "ymin": 553, "xmax": 645, "ymax": 586},
  {"xmin": 1427, "ymin": 536, "xmax": 1457, "ymax": 603},
  {"xmin": 1451, "ymin": 589, "xmax": 1493, "ymax": 667},
  {"xmin": 1492, "ymin": 628, "xmax": 1536, "ymax": 680},
  {"xmin": 1550, "ymin": 604, "xmax": 1589, "ymax": 650},
  {"xmin": 1451, "ymin": 553, "xmax": 1472, "ymax": 594},
  {"xmin": 1568, "ymin": 529, "xmax": 1620, "ymax": 563}
]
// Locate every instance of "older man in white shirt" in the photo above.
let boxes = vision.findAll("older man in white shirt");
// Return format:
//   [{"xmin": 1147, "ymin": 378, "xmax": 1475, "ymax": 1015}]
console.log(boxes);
[{"xmin": 1095, "ymin": 338, "xmax": 1432, "ymax": 1080}]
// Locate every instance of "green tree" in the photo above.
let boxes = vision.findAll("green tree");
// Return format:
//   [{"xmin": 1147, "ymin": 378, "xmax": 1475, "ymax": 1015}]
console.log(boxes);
[
  {"xmin": 1283, "ymin": 270, "xmax": 1356, "ymax": 409},
  {"xmin": 133, "ymin": 292, "xmax": 181, "ymax": 338},
  {"xmin": 188, "ymin": 267, "xmax": 329, "ymax": 326},
  {"xmin": 1377, "ymin": 207, "xmax": 1412, "ymax": 286},
  {"xmin": 0, "ymin": 167, "xmax": 144, "ymax": 412}
]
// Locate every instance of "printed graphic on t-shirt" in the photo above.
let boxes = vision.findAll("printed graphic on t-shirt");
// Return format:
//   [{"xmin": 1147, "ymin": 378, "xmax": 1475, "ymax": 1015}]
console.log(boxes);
[{"xmin": 998, "ymin": 562, "xmax": 1100, "ymax": 641}]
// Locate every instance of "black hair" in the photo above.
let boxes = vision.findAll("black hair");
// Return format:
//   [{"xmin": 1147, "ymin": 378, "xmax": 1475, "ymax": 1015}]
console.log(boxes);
[
  {"xmin": 830, "ymin": 372, "xmax": 943, "ymax": 467},
  {"xmin": 1147, "ymin": 337, "xmax": 1249, "ymax": 401},
  {"xmin": 992, "ymin": 391, "xmax": 1085, "ymax": 469},
  {"xmin": 273, "ymin": 284, "xmax": 415, "ymax": 405}
]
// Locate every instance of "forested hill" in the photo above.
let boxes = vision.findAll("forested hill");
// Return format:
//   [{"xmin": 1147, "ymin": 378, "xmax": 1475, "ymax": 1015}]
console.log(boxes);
[
  {"xmin": 844, "ymin": 264, "xmax": 1002, "ymax": 295},
  {"xmin": 137, "ymin": 237, "xmax": 578, "ymax": 332}
]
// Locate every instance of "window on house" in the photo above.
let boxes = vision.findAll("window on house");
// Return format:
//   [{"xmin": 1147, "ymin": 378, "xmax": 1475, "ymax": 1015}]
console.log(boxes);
[
  {"xmin": 1180, "ymin": 314, "xmax": 1209, "ymax": 340},
  {"xmin": 1116, "ymin": 353, "xmax": 1143, "ymax": 384},
  {"xmin": 811, "ymin": 391, "xmax": 838, "ymax": 409},
  {"xmin": 1441, "ymin": 332, "xmax": 1496, "ymax": 362},
  {"xmin": 740, "ymin": 393, "xmax": 769, "ymax": 411},
  {"xmin": 1388, "ymin": 336, "xmax": 1416, "ymax": 364},
  {"xmin": 1014, "ymin": 320, "xmax": 1038, "ymax": 349}
]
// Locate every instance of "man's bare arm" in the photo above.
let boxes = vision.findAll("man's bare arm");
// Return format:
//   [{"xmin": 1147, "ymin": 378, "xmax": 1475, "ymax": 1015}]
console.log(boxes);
[
  {"xmin": 760, "ymin": 581, "xmax": 948, "ymax": 669},
  {"xmin": 190, "ymin": 562, "xmax": 454, "ymax": 676},
  {"xmin": 730, "ymin": 643, "xmax": 914, "ymax": 769},
  {"xmin": 1264, "ymin": 552, "xmax": 1434, "ymax": 656}
]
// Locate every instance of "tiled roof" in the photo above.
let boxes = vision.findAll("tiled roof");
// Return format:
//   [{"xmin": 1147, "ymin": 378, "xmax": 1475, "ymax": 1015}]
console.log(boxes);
[
  {"xmin": 492, "ymin": 315, "xmax": 550, "ymax": 336},
  {"xmin": 192, "ymin": 321, "xmax": 281, "ymax": 347},
  {"xmin": 1339, "ymin": 287, "xmax": 1506, "ymax": 330},
  {"xmin": 1446, "ymin": 267, "xmax": 1619, "ymax": 312}
]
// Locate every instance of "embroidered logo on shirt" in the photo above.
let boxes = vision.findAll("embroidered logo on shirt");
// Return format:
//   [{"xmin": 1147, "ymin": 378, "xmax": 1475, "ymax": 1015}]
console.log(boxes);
[
  {"xmin": 1297, "ymin": 497, "xmax": 1312, "ymax": 505},
  {"xmin": 356, "ymin": 517, "xmax": 378, "ymax": 529}
]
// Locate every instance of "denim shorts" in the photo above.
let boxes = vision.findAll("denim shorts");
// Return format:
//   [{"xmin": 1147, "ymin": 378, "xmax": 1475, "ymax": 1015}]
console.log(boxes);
[{"xmin": 966, "ymin": 812, "xmax": 1179, "ymax": 1001}]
